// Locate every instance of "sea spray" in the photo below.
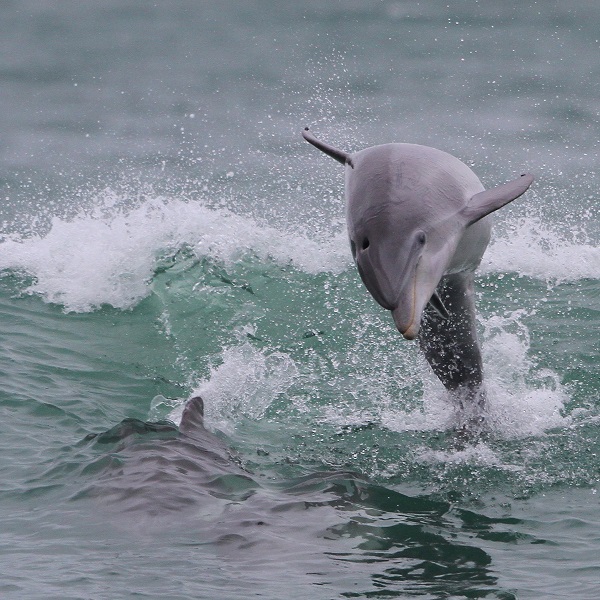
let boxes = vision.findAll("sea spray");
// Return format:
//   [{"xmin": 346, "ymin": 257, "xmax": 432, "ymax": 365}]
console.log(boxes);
[
  {"xmin": 482, "ymin": 216, "xmax": 600, "ymax": 283},
  {"xmin": 186, "ymin": 337, "xmax": 299, "ymax": 433},
  {"xmin": 0, "ymin": 190, "xmax": 349, "ymax": 312},
  {"xmin": 375, "ymin": 308, "xmax": 569, "ymax": 441}
]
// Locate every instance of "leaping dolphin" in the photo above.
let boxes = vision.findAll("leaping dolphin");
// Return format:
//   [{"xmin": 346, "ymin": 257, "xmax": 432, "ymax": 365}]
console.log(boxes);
[{"xmin": 302, "ymin": 127, "xmax": 534, "ymax": 414}]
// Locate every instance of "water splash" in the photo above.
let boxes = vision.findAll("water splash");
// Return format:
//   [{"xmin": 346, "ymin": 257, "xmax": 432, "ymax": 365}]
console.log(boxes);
[
  {"xmin": 343, "ymin": 308, "xmax": 570, "ymax": 443},
  {"xmin": 0, "ymin": 185, "xmax": 597, "ymax": 314},
  {"xmin": 183, "ymin": 336, "xmax": 299, "ymax": 433},
  {"xmin": 482, "ymin": 216, "xmax": 600, "ymax": 282},
  {"xmin": 481, "ymin": 309, "xmax": 569, "ymax": 439},
  {"xmin": 0, "ymin": 189, "xmax": 349, "ymax": 312}
]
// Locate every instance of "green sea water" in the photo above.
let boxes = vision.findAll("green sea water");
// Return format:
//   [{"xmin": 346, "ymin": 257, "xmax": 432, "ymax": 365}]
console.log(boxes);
[{"xmin": 0, "ymin": 2, "xmax": 599, "ymax": 598}]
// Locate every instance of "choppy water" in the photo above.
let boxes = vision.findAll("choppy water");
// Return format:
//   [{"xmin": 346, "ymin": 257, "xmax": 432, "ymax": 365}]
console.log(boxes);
[{"xmin": 0, "ymin": 2, "xmax": 599, "ymax": 598}]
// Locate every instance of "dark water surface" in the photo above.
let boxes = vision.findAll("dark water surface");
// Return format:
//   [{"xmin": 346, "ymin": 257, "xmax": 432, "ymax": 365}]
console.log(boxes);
[{"xmin": 0, "ymin": 2, "xmax": 599, "ymax": 598}]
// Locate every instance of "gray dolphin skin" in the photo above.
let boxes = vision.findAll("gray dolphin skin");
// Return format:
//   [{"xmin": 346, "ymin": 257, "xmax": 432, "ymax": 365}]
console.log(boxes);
[
  {"xmin": 87, "ymin": 395, "xmax": 253, "ymax": 519},
  {"xmin": 303, "ymin": 127, "xmax": 534, "ymax": 414}
]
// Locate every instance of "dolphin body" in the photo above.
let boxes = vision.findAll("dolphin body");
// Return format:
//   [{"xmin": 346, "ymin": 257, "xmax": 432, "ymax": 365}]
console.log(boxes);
[
  {"xmin": 85, "ymin": 396, "xmax": 255, "ymax": 520},
  {"xmin": 303, "ymin": 128, "xmax": 534, "ymax": 412}
]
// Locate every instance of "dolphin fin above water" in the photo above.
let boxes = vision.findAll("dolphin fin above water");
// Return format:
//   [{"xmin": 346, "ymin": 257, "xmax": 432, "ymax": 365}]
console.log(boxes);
[
  {"xmin": 463, "ymin": 173, "xmax": 535, "ymax": 225},
  {"xmin": 302, "ymin": 128, "xmax": 534, "ymax": 421},
  {"xmin": 86, "ymin": 395, "xmax": 252, "ymax": 518},
  {"xmin": 302, "ymin": 127, "xmax": 353, "ymax": 166},
  {"xmin": 179, "ymin": 395, "xmax": 205, "ymax": 439}
]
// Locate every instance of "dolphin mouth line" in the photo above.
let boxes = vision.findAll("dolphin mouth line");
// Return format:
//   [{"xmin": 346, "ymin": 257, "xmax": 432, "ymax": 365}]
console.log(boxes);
[
  {"xmin": 399, "ymin": 288, "xmax": 449, "ymax": 339},
  {"xmin": 400, "ymin": 277, "xmax": 419, "ymax": 340},
  {"xmin": 403, "ymin": 254, "xmax": 424, "ymax": 340},
  {"xmin": 405, "ymin": 274, "xmax": 418, "ymax": 339},
  {"xmin": 393, "ymin": 271, "xmax": 419, "ymax": 341}
]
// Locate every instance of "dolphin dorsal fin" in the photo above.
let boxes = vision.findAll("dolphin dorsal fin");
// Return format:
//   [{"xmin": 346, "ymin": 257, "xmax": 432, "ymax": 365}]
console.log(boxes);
[
  {"xmin": 179, "ymin": 396, "xmax": 205, "ymax": 437},
  {"xmin": 463, "ymin": 173, "xmax": 534, "ymax": 225},
  {"xmin": 302, "ymin": 128, "xmax": 354, "ymax": 167}
]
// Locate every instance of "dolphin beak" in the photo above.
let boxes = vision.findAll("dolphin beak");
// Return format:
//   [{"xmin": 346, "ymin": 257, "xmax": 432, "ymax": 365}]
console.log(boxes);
[
  {"xmin": 390, "ymin": 270, "xmax": 445, "ymax": 340},
  {"xmin": 353, "ymin": 235, "xmax": 447, "ymax": 341},
  {"xmin": 391, "ymin": 286, "xmax": 421, "ymax": 340},
  {"xmin": 393, "ymin": 313, "xmax": 420, "ymax": 340},
  {"xmin": 356, "ymin": 263, "xmax": 424, "ymax": 340}
]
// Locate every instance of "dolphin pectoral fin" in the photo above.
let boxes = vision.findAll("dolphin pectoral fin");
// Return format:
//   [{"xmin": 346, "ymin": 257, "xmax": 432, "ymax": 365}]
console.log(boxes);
[
  {"xmin": 302, "ymin": 128, "xmax": 353, "ymax": 167},
  {"xmin": 428, "ymin": 290, "xmax": 449, "ymax": 320},
  {"xmin": 463, "ymin": 173, "xmax": 534, "ymax": 225}
]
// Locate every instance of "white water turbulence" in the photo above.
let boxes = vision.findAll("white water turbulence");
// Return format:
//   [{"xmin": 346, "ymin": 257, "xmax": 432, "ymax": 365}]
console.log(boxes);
[
  {"xmin": 376, "ymin": 306, "xmax": 571, "ymax": 478},
  {"xmin": 186, "ymin": 336, "xmax": 300, "ymax": 433},
  {"xmin": 481, "ymin": 310, "xmax": 569, "ymax": 439},
  {"xmin": 0, "ymin": 189, "xmax": 350, "ymax": 313},
  {"xmin": 378, "ymin": 309, "xmax": 569, "ymax": 440},
  {"xmin": 482, "ymin": 215, "xmax": 600, "ymax": 283}
]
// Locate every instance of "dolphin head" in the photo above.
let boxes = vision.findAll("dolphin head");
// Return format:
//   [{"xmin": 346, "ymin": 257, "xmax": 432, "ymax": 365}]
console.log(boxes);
[
  {"xmin": 342, "ymin": 141, "xmax": 474, "ymax": 340},
  {"xmin": 348, "ymin": 197, "xmax": 455, "ymax": 340},
  {"xmin": 302, "ymin": 128, "xmax": 534, "ymax": 341}
]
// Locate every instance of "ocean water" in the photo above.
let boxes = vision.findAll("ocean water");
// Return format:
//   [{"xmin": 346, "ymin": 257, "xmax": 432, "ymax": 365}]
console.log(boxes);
[{"xmin": 0, "ymin": 1, "xmax": 599, "ymax": 598}]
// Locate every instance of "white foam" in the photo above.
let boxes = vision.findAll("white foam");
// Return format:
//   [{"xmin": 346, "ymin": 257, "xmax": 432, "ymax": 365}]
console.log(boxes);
[
  {"xmin": 379, "ymin": 386, "xmax": 457, "ymax": 434},
  {"xmin": 482, "ymin": 216, "xmax": 600, "ymax": 282},
  {"xmin": 419, "ymin": 442, "xmax": 513, "ymax": 469},
  {"xmin": 0, "ymin": 189, "xmax": 350, "ymax": 312},
  {"xmin": 184, "ymin": 335, "xmax": 299, "ymax": 433},
  {"xmin": 2, "ymin": 187, "xmax": 596, "ymax": 314},
  {"xmin": 480, "ymin": 310, "xmax": 570, "ymax": 438},
  {"xmin": 360, "ymin": 309, "xmax": 571, "ymax": 443}
]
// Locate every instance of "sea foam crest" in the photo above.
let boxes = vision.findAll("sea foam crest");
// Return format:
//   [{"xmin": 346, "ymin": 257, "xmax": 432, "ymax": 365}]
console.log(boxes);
[
  {"xmin": 0, "ymin": 190, "xmax": 349, "ymax": 312},
  {"xmin": 482, "ymin": 216, "xmax": 599, "ymax": 282}
]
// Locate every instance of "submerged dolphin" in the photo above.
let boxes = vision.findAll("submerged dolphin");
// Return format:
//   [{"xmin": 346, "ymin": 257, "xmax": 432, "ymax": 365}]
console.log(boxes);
[
  {"xmin": 303, "ymin": 128, "xmax": 534, "ymax": 412},
  {"xmin": 86, "ymin": 396, "xmax": 254, "ymax": 519}
]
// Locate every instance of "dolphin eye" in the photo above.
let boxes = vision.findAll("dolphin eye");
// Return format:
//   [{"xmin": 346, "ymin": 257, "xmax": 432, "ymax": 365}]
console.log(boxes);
[
  {"xmin": 417, "ymin": 232, "xmax": 427, "ymax": 245},
  {"xmin": 361, "ymin": 238, "xmax": 370, "ymax": 250}
]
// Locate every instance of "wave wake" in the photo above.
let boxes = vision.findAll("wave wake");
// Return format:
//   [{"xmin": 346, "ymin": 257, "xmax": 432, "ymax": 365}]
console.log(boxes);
[
  {"xmin": 0, "ymin": 190, "xmax": 349, "ymax": 312},
  {"xmin": 482, "ymin": 216, "xmax": 599, "ymax": 282},
  {"xmin": 0, "ymin": 189, "xmax": 596, "ymax": 313}
]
